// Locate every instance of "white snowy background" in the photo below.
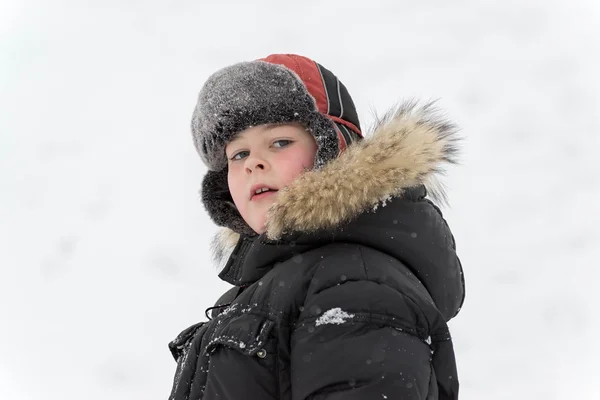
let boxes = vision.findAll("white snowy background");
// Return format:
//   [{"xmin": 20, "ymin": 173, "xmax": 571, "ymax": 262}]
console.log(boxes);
[{"xmin": 1, "ymin": 0, "xmax": 599, "ymax": 398}]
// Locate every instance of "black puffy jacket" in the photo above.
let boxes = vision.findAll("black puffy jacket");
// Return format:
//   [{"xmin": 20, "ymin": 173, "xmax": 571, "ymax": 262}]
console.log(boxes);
[{"xmin": 168, "ymin": 106, "xmax": 465, "ymax": 400}]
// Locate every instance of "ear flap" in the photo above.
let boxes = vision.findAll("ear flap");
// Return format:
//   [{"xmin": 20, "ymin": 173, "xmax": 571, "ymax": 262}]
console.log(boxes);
[{"xmin": 201, "ymin": 169, "xmax": 257, "ymax": 236}]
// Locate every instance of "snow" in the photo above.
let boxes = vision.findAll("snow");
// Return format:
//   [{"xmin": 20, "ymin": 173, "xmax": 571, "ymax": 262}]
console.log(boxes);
[
  {"xmin": 373, "ymin": 194, "xmax": 392, "ymax": 211},
  {"xmin": 315, "ymin": 308, "xmax": 355, "ymax": 326},
  {"xmin": 1, "ymin": 1, "xmax": 600, "ymax": 399}
]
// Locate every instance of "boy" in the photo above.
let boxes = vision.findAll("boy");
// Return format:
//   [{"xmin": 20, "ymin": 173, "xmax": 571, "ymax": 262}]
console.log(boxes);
[{"xmin": 168, "ymin": 54, "xmax": 465, "ymax": 400}]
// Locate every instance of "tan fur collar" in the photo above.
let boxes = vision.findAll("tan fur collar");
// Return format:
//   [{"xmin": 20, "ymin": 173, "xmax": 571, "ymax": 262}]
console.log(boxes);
[{"xmin": 211, "ymin": 101, "xmax": 460, "ymax": 262}]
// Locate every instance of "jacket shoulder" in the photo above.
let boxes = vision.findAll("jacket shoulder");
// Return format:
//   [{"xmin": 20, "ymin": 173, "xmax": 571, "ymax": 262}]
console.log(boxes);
[
  {"xmin": 299, "ymin": 243, "xmax": 439, "ymax": 333},
  {"xmin": 209, "ymin": 286, "xmax": 240, "ymax": 319},
  {"xmin": 307, "ymin": 243, "xmax": 433, "ymax": 304}
]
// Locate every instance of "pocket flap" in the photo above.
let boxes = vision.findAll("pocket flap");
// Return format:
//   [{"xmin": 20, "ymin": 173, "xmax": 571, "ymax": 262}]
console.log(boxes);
[
  {"xmin": 206, "ymin": 313, "xmax": 274, "ymax": 356},
  {"xmin": 168, "ymin": 321, "xmax": 207, "ymax": 361}
]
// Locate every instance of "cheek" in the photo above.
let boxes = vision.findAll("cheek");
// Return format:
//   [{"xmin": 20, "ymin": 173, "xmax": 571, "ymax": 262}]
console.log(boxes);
[
  {"xmin": 227, "ymin": 169, "xmax": 245, "ymax": 205},
  {"xmin": 295, "ymin": 142, "xmax": 317, "ymax": 171},
  {"xmin": 276, "ymin": 149, "xmax": 315, "ymax": 185}
]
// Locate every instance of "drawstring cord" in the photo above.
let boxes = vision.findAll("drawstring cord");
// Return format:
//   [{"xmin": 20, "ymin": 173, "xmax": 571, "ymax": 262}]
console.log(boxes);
[{"xmin": 205, "ymin": 303, "xmax": 232, "ymax": 320}]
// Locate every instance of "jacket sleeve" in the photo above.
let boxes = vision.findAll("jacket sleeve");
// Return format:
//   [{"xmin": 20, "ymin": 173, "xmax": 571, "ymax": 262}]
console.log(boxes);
[{"xmin": 290, "ymin": 275, "xmax": 437, "ymax": 399}]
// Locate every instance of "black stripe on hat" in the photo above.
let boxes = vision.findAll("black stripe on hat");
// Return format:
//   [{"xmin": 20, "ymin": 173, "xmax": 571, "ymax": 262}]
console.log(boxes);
[
  {"xmin": 336, "ymin": 78, "xmax": 345, "ymax": 119},
  {"xmin": 336, "ymin": 81, "xmax": 360, "ymax": 133},
  {"xmin": 315, "ymin": 63, "xmax": 330, "ymax": 114},
  {"xmin": 316, "ymin": 62, "xmax": 361, "ymax": 133},
  {"xmin": 316, "ymin": 63, "xmax": 340, "ymax": 118},
  {"xmin": 337, "ymin": 123, "xmax": 352, "ymax": 146}
]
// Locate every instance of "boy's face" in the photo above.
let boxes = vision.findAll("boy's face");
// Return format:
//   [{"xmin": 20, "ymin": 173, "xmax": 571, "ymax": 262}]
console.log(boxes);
[{"xmin": 225, "ymin": 123, "xmax": 318, "ymax": 234}]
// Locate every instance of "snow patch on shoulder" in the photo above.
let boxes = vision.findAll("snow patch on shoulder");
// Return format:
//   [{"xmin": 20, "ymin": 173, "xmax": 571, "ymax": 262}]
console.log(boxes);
[{"xmin": 315, "ymin": 308, "xmax": 355, "ymax": 326}]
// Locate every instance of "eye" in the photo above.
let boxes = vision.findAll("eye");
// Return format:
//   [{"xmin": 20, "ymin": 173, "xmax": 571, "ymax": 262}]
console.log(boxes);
[
  {"xmin": 230, "ymin": 150, "xmax": 249, "ymax": 161},
  {"xmin": 273, "ymin": 139, "xmax": 293, "ymax": 148}
]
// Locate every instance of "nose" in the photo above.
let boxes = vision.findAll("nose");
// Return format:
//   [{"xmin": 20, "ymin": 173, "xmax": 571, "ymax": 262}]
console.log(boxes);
[{"xmin": 244, "ymin": 153, "xmax": 270, "ymax": 174}]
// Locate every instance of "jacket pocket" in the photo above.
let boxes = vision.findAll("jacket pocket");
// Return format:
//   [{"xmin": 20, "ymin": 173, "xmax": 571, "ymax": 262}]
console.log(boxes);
[
  {"xmin": 168, "ymin": 321, "xmax": 207, "ymax": 361},
  {"xmin": 168, "ymin": 322, "xmax": 210, "ymax": 400},
  {"xmin": 202, "ymin": 313, "xmax": 279, "ymax": 399},
  {"xmin": 206, "ymin": 313, "xmax": 275, "ymax": 357}
]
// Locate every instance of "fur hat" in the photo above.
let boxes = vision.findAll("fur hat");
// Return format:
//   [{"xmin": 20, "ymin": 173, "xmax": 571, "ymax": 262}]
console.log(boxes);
[{"xmin": 192, "ymin": 54, "xmax": 363, "ymax": 236}]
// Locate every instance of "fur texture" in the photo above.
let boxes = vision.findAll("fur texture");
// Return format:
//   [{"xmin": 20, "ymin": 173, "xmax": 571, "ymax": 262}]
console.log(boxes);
[
  {"xmin": 192, "ymin": 60, "xmax": 344, "ymax": 172},
  {"xmin": 210, "ymin": 228, "xmax": 243, "ymax": 272},
  {"xmin": 265, "ymin": 101, "xmax": 459, "ymax": 239},
  {"xmin": 201, "ymin": 169, "xmax": 256, "ymax": 236},
  {"xmin": 212, "ymin": 101, "xmax": 460, "ymax": 261}
]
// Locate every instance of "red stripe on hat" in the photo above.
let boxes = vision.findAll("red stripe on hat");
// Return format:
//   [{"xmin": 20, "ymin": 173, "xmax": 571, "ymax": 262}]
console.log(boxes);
[
  {"xmin": 335, "ymin": 125, "xmax": 348, "ymax": 154},
  {"xmin": 259, "ymin": 54, "xmax": 329, "ymax": 116},
  {"xmin": 259, "ymin": 54, "xmax": 362, "ymax": 139},
  {"xmin": 328, "ymin": 115, "xmax": 362, "ymax": 137}
]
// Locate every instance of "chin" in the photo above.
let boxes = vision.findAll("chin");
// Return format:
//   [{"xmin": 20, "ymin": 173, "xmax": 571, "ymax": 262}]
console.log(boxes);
[
  {"xmin": 257, "ymin": 219, "xmax": 267, "ymax": 233},
  {"xmin": 247, "ymin": 217, "xmax": 267, "ymax": 235}
]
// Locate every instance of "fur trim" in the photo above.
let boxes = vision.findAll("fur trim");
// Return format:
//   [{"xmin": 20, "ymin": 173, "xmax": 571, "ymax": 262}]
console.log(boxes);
[
  {"xmin": 210, "ymin": 228, "xmax": 241, "ymax": 271},
  {"xmin": 210, "ymin": 100, "xmax": 460, "ymax": 259},
  {"xmin": 192, "ymin": 60, "xmax": 341, "ymax": 172},
  {"xmin": 265, "ymin": 101, "xmax": 460, "ymax": 240},
  {"xmin": 202, "ymin": 170, "xmax": 257, "ymax": 236}
]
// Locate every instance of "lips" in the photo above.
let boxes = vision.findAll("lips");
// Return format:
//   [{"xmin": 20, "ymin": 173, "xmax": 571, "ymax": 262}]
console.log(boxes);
[
  {"xmin": 249, "ymin": 184, "xmax": 279, "ymax": 200},
  {"xmin": 251, "ymin": 190, "xmax": 278, "ymax": 201}
]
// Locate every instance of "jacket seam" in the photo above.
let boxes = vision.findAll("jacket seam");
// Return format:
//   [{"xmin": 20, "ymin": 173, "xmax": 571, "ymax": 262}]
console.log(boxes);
[
  {"xmin": 296, "ymin": 282, "xmax": 434, "ymax": 339},
  {"xmin": 357, "ymin": 246, "xmax": 369, "ymax": 280},
  {"xmin": 401, "ymin": 291, "xmax": 431, "ymax": 336},
  {"xmin": 214, "ymin": 307, "xmax": 299, "ymax": 327},
  {"xmin": 296, "ymin": 311, "xmax": 429, "ymax": 340},
  {"xmin": 275, "ymin": 325, "xmax": 282, "ymax": 400},
  {"xmin": 235, "ymin": 238, "xmax": 252, "ymax": 282}
]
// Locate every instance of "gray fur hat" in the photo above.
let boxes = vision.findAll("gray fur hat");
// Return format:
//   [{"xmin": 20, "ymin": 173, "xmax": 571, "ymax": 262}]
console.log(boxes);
[{"xmin": 192, "ymin": 54, "xmax": 362, "ymax": 236}]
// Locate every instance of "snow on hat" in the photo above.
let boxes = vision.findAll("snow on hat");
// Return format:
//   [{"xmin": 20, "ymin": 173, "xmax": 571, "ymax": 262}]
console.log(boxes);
[{"xmin": 193, "ymin": 54, "xmax": 362, "ymax": 235}]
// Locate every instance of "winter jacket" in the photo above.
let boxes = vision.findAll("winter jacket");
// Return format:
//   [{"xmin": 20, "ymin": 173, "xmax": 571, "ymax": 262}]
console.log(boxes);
[{"xmin": 167, "ymin": 106, "xmax": 465, "ymax": 400}]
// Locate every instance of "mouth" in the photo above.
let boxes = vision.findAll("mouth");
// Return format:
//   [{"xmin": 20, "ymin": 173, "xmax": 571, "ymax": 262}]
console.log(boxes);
[
  {"xmin": 250, "ymin": 185, "xmax": 279, "ymax": 201},
  {"xmin": 251, "ymin": 190, "xmax": 278, "ymax": 201}
]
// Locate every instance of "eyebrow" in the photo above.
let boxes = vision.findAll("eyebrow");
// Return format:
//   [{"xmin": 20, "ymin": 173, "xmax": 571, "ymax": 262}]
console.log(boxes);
[
  {"xmin": 228, "ymin": 123, "xmax": 282, "ymax": 145},
  {"xmin": 262, "ymin": 123, "xmax": 282, "ymax": 131}
]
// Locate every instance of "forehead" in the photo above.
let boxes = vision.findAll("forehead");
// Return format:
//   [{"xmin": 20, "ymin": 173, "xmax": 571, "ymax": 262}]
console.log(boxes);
[{"xmin": 228, "ymin": 123, "xmax": 306, "ymax": 144}]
